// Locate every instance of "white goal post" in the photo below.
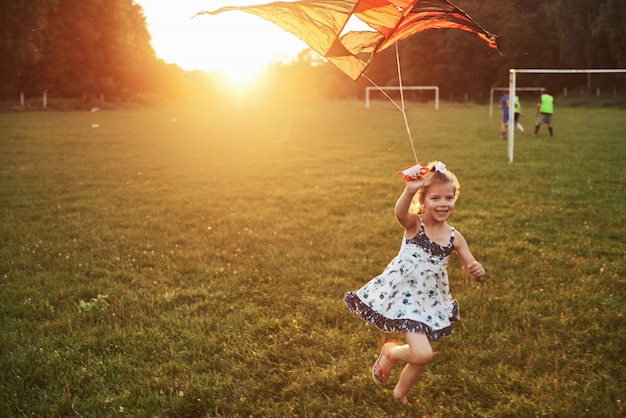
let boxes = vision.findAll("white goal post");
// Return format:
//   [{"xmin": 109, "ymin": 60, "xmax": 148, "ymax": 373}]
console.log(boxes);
[
  {"xmin": 506, "ymin": 69, "xmax": 626, "ymax": 163},
  {"xmin": 365, "ymin": 86, "xmax": 439, "ymax": 110}
]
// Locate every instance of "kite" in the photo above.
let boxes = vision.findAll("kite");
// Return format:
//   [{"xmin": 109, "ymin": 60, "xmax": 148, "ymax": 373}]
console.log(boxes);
[
  {"xmin": 195, "ymin": 0, "xmax": 500, "ymax": 81},
  {"xmin": 195, "ymin": 0, "xmax": 500, "ymax": 167}
]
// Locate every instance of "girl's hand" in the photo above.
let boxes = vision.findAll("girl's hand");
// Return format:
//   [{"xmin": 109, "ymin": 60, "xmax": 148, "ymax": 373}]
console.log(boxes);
[
  {"xmin": 467, "ymin": 261, "xmax": 485, "ymax": 282},
  {"xmin": 405, "ymin": 176, "xmax": 425, "ymax": 192}
]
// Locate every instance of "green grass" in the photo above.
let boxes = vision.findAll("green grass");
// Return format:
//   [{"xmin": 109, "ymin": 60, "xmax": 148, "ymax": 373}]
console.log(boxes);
[{"xmin": 0, "ymin": 99, "xmax": 624, "ymax": 417}]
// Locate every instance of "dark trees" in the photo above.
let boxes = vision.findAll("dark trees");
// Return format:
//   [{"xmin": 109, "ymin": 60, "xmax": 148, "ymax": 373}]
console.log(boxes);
[
  {"xmin": 361, "ymin": 0, "xmax": 625, "ymax": 100},
  {"xmin": 0, "ymin": 0, "xmax": 165, "ymax": 102}
]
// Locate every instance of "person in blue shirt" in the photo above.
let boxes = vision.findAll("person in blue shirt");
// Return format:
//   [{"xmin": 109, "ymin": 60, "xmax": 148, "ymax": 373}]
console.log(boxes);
[{"xmin": 499, "ymin": 93, "xmax": 510, "ymax": 140}]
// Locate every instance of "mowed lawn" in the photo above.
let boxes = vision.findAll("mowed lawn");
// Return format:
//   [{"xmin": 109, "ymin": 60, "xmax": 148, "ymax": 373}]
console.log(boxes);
[{"xmin": 0, "ymin": 99, "xmax": 624, "ymax": 417}]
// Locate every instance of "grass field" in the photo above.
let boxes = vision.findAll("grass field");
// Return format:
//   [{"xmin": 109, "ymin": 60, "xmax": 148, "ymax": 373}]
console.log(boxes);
[{"xmin": 0, "ymin": 99, "xmax": 624, "ymax": 417}]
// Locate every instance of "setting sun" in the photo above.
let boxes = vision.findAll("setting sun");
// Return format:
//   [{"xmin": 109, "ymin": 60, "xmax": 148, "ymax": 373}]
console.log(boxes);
[
  {"xmin": 134, "ymin": 0, "xmax": 307, "ymax": 82},
  {"xmin": 220, "ymin": 63, "xmax": 260, "ymax": 85}
]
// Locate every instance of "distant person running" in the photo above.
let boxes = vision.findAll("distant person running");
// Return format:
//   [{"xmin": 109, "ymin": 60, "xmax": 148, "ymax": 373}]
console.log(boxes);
[
  {"xmin": 499, "ymin": 92, "xmax": 511, "ymax": 140},
  {"xmin": 499, "ymin": 92, "xmax": 522, "ymax": 139},
  {"xmin": 534, "ymin": 88, "xmax": 554, "ymax": 137},
  {"xmin": 344, "ymin": 161, "xmax": 485, "ymax": 404}
]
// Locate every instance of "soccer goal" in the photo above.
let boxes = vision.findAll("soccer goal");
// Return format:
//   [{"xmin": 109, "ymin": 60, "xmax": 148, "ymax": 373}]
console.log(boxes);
[
  {"xmin": 506, "ymin": 69, "xmax": 626, "ymax": 163},
  {"xmin": 489, "ymin": 87, "xmax": 544, "ymax": 118},
  {"xmin": 365, "ymin": 86, "xmax": 439, "ymax": 110}
]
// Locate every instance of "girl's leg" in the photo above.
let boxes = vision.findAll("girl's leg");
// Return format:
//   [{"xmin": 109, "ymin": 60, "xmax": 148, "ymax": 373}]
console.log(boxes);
[{"xmin": 388, "ymin": 332, "xmax": 435, "ymax": 402}]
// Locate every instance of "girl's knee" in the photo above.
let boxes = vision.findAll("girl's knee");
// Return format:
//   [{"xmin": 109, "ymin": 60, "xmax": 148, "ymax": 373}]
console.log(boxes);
[
  {"xmin": 407, "ymin": 344, "xmax": 433, "ymax": 365},
  {"xmin": 403, "ymin": 332, "xmax": 435, "ymax": 365}
]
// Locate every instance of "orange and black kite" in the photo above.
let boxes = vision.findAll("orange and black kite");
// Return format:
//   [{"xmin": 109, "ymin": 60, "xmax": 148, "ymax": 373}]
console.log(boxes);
[{"xmin": 195, "ymin": 0, "xmax": 500, "ymax": 80}]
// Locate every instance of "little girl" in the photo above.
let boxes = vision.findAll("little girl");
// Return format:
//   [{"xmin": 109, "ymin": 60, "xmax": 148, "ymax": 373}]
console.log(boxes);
[{"xmin": 344, "ymin": 161, "xmax": 485, "ymax": 404}]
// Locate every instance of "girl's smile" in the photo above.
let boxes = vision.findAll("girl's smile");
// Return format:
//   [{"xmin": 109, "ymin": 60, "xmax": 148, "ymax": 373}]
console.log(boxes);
[{"xmin": 422, "ymin": 183, "xmax": 456, "ymax": 222}]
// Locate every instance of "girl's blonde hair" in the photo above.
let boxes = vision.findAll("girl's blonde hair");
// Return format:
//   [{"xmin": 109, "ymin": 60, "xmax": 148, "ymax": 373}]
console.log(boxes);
[{"xmin": 410, "ymin": 161, "xmax": 460, "ymax": 214}]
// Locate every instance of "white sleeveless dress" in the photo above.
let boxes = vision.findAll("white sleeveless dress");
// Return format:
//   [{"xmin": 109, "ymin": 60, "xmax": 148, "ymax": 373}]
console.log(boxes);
[{"xmin": 344, "ymin": 220, "xmax": 460, "ymax": 341}]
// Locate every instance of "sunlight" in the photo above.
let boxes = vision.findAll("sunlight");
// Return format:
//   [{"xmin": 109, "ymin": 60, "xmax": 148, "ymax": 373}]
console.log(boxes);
[
  {"xmin": 220, "ymin": 63, "xmax": 260, "ymax": 86},
  {"xmin": 135, "ymin": 0, "xmax": 307, "ymax": 79}
]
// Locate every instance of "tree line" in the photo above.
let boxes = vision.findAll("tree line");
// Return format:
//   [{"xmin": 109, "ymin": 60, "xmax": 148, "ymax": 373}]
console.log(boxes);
[
  {"xmin": 1, "ymin": 0, "xmax": 624, "ymax": 105},
  {"xmin": 365, "ymin": 0, "xmax": 626, "ymax": 100},
  {"xmin": 0, "ymin": 0, "xmax": 181, "ymax": 104}
]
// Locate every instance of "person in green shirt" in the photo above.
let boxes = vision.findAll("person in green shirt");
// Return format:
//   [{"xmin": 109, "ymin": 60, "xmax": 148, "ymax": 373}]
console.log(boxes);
[
  {"xmin": 514, "ymin": 95, "xmax": 524, "ymax": 132},
  {"xmin": 534, "ymin": 88, "xmax": 554, "ymax": 137}
]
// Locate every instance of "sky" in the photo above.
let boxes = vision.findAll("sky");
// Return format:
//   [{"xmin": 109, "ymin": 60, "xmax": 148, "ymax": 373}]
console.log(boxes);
[{"xmin": 133, "ymin": 0, "xmax": 309, "ymax": 80}]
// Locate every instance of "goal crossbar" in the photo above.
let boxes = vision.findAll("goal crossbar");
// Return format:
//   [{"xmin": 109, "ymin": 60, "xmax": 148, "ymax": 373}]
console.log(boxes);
[{"xmin": 365, "ymin": 86, "xmax": 439, "ymax": 110}]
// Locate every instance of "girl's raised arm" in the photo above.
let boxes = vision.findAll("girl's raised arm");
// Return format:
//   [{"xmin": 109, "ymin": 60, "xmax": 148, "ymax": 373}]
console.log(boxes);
[{"xmin": 395, "ymin": 180, "xmax": 422, "ymax": 233}]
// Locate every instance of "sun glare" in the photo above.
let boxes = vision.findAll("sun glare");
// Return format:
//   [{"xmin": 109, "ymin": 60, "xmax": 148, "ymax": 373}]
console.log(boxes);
[
  {"xmin": 220, "ymin": 64, "xmax": 260, "ymax": 85},
  {"xmin": 135, "ymin": 0, "xmax": 307, "ymax": 81}
]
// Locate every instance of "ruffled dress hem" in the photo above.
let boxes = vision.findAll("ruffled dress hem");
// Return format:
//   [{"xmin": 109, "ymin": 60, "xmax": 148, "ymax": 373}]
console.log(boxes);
[{"xmin": 344, "ymin": 292, "xmax": 459, "ymax": 342}]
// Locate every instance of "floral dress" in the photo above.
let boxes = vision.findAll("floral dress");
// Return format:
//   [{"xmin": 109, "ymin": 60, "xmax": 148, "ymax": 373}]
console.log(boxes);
[{"xmin": 344, "ymin": 219, "xmax": 460, "ymax": 342}]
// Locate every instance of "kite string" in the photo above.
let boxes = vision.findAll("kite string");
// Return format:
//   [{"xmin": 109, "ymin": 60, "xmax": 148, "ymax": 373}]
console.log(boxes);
[
  {"xmin": 362, "ymin": 74, "xmax": 403, "ymax": 112},
  {"xmin": 363, "ymin": 47, "xmax": 419, "ymax": 165},
  {"xmin": 395, "ymin": 43, "xmax": 418, "ymax": 164}
]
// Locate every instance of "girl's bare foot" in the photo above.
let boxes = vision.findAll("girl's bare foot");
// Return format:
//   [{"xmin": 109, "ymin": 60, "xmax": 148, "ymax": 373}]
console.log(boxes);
[{"xmin": 392, "ymin": 392, "xmax": 409, "ymax": 405}]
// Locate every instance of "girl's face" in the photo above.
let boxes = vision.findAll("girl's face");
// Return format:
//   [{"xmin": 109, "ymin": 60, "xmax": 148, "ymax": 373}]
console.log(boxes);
[{"xmin": 421, "ymin": 182, "xmax": 456, "ymax": 222}]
